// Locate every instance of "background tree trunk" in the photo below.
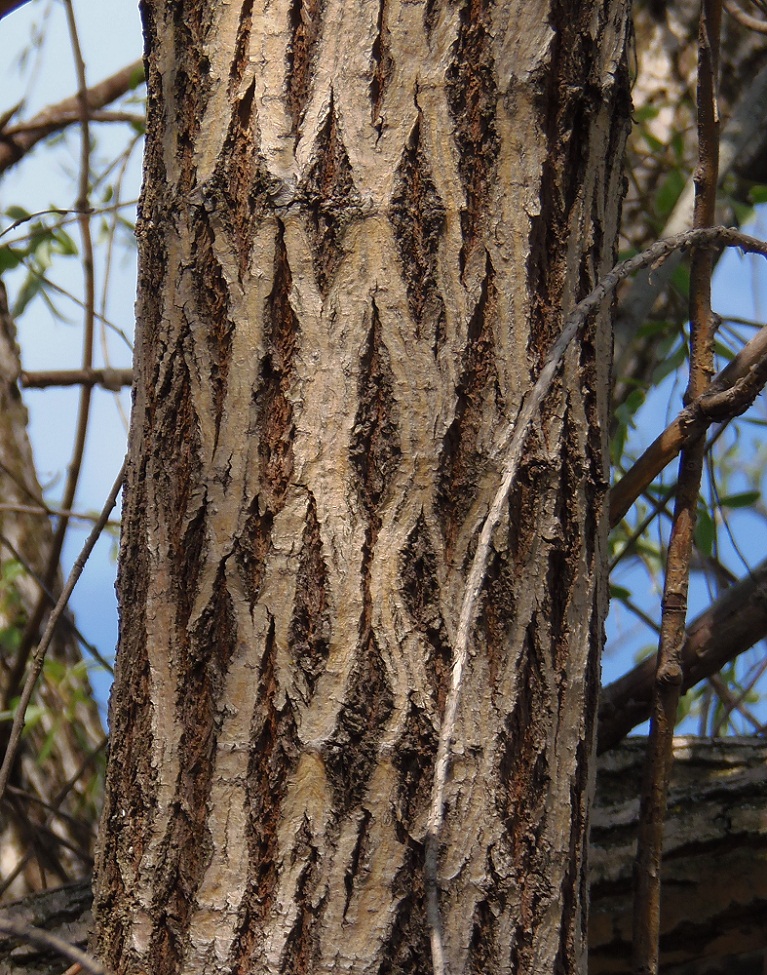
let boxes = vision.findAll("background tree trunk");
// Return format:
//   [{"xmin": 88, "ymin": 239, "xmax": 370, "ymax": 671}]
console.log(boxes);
[
  {"xmin": 0, "ymin": 283, "xmax": 104, "ymax": 902},
  {"xmin": 589, "ymin": 738, "xmax": 767, "ymax": 974},
  {"xmin": 93, "ymin": 2, "xmax": 630, "ymax": 973}
]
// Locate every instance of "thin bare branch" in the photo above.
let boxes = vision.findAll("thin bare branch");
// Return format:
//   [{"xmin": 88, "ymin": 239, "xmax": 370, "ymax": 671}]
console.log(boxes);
[
  {"xmin": 610, "ymin": 322, "xmax": 767, "ymax": 526},
  {"xmin": 20, "ymin": 368, "xmax": 133, "ymax": 389},
  {"xmin": 633, "ymin": 6, "xmax": 722, "ymax": 970},
  {"xmin": 0, "ymin": 918, "xmax": 105, "ymax": 975},
  {"xmin": 599, "ymin": 555, "xmax": 767, "ymax": 751},
  {"xmin": 613, "ymin": 58, "xmax": 767, "ymax": 401},
  {"xmin": 0, "ymin": 457, "xmax": 125, "ymax": 807},
  {"xmin": 0, "ymin": 59, "xmax": 144, "ymax": 175},
  {"xmin": 10, "ymin": 0, "xmax": 101, "ymax": 702},
  {"xmin": 724, "ymin": 0, "xmax": 767, "ymax": 33}
]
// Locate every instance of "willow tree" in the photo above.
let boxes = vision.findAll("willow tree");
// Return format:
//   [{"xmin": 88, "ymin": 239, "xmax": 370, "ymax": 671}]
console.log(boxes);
[{"xmin": 93, "ymin": 2, "xmax": 631, "ymax": 973}]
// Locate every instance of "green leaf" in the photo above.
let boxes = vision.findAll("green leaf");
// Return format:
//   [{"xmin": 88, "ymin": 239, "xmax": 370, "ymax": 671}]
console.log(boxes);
[
  {"xmin": 38, "ymin": 720, "xmax": 60, "ymax": 764},
  {"xmin": 695, "ymin": 507, "xmax": 715, "ymax": 558},
  {"xmin": 714, "ymin": 340, "xmax": 735, "ymax": 362},
  {"xmin": 749, "ymin": 184, "xmax": 767, "ymax": 205},
  {"xmin": 51, "ymin": 227, "xmax": 78, "ymax": 256},
  {"xmin": 614, "ymin": 388, "xmax": 646, "ymax": 430},
  {"xmin": 129, "ymin": 63, "xmax": 146, "ymax": 89},
  {"xmin": 610, "ymin": 584, "xmax": 632, "ymax": 601},
  {"xmin": 0, "ymin": 246, "xmax": 21, "ymax": 272},
  {"xmin": 634, "ymin": 105, "xmax": 660, "ymax": 123},
  {"xmin": 670, "ymin": 262, "xmax": 690, "ymax": 300},
  {"xmin": 12, "ymin": 273, "xmax": 43, "ymax": 316},
  {"xmin": 654, "ymin": 168, "xmax": 686, "ymax": 218},
  {"xmin": 4, "ymin": 205, "xmax": 30, "ymax": 222},
  {"xmin": 719, "ymin": 490, "xmax": 760, "ymax": 509},
  {"xmin": 651, "ymin": 340, "xmax": 686, "ymax": 384},
  {"xmin": 641, "ymin": 129, "xmax": 664, "ymax": 153}
]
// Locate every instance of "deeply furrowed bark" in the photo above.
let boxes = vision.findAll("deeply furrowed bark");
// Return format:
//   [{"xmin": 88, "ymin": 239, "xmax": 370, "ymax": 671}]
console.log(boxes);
[{"xmin": 93, "ymin": 3, "xmax": 630, "ymax": 973}]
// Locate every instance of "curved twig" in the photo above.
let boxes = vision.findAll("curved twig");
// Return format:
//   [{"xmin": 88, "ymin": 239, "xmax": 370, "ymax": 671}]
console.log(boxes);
[{"xmin": 0, "ymin": 917, "xmax": 105, "ymax": 975}]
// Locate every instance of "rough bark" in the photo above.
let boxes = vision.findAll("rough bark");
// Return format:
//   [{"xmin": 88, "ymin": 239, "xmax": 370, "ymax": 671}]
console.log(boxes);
[
  {"xmin": 0, "ymin": 283, "xmax": 104, "ymax": 902},
  {"xmin": 93, "ymin": 3, "xmax": 630, "ymax": 974},
  {"xmin": 6, "ymin": 739, "xmax": 767, "ymax": 975}
]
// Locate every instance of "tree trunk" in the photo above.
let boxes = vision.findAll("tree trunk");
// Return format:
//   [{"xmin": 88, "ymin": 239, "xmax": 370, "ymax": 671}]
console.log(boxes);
[{"xmin": 93, "ymin": 3, "xmax": 630, "ymax": 973}]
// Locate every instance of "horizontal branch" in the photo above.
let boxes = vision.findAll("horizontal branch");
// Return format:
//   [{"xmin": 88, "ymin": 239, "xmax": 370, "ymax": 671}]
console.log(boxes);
[
  {"xmin": 598, "ymin": 557, "xmax": 767, "ymax": 751},
  {"xmin": 0, "ymin": 59, "xmax": 144, "ymax": 175},
  {"xmin": 589, "ymin": 738, "xmax": 767, "ymax": 974},
  {"xmin": 0, "ymin": 918, "xmax": 104, "ymax": 975},
  {"xmin": 20, "ymin": 368, "xmax": 133, "ymax": 390},
  {"xmin": 609, "ymin": 321, "xmax": 767, "ymax": 526}
]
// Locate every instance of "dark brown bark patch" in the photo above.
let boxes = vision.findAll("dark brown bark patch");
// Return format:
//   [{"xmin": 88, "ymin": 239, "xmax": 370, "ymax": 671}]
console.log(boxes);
[
  {"xmin": 468, "ymin": 899, "xmax": 500, "ymax": 975},
  {"xmin": 212, "ymin": 77, "xmax": 271, "ymax": 279},
  {"xmin": 369, "ymin": 0, "xmax": 393, "ymax": 130},
  {"xmin": 545, "ymin": 410, "xmax": 580, "ymax": 677},
  {"xmin": 376, "ymin": 846, "xmax": 429, "ymax": 975},
  {"xmin": 389, "ymin": 117, "xmax": 447, "ymax": 348},
  {"xmin": 170, "ymin": 5, "xmax": 212, "ymax": 198},
  {"xmin": 228, "ymin": 0, "xmax": 254, "ymax": 97},
  {"xmin": 257, "ymin": 224, "xmax": 298, "ymax": 511},
  {"xmin": 154, "ymin": 350, "xmax": 205, "ymax": 633},
  {"xmin": 437, "ymin": 258, "xmax": 501, "ymax": 559},
  {"xmin": 95, "ymin": 544, "xmax": 153, "ymax": 972},
  {"xmin": 500, "ymin": 620, "xmax": 554, "ymax": 974},
  {"xmin": 423, "ymin": 0, "xmax": 441, "ymax": 39},
  {"xmin": 343, "ymin": 807, "xmax": 373, "ymax": 919},
  {"xmin": 190, "ymin": 212, "xmax": 233, "ymax": 431},
  {"xmin": 147, "ymin": 569, "xmax": 237, "ymax": 967},
  {"xmin": 234, "ymin": 503, "xmax": 274, "ymax": 613},
  {"xmin": 286, "ymin": 0, "xmax": 325, "ymax": 137},
  {"xmin": 324, "ymin": 634, "xmax": 394, "ymax": 816},
  {"xmin": 446, "ymin": 0, "xmax": 499, "ymax": 277},
  {"xmin": 391, "ymin": 702, "xmax": 436, "ymax": 836},
  {"xmin": 350, "ymin": 300, "xmax": 400, "ymax": 514},
  {"xmin": 280, "ymin": 817, "xmax": 322, "ymax": 973},
  {"xmin": 289, "ymin": 492, "xmax": 331, "ymax": 704},
  {"xmin": 400, "ymin": 512, "xmax": 451, "ymax": 713},
  {"xmin": 527, "ymin": 4, "xmax": 629, "ymax": 367},
  {"xmin": 300, "ymin": 98, "xmax": 362, "ymax": 298},
  {"xmin": 234, "ymin": 619, "xmax": 300, "ymax": 970},
  {"xmin": 482, "ymin": 548, "xmax": 517, "ymax": 692},
  {"xmin": 176, "ymin": 500, "xmax": 207, "ymax": 634}
]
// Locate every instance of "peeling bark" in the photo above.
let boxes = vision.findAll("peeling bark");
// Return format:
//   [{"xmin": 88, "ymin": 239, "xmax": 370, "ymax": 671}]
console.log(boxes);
[{"xmin": 94, "ymin": 3, "xmax": 631, "ymax": 974}]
